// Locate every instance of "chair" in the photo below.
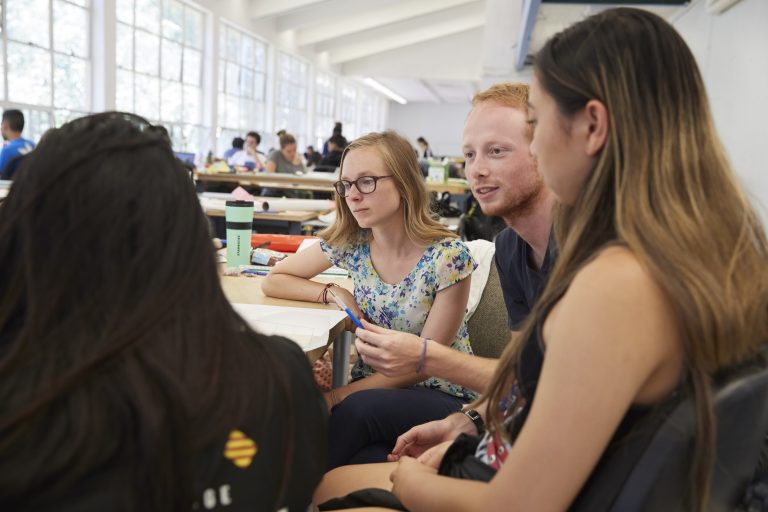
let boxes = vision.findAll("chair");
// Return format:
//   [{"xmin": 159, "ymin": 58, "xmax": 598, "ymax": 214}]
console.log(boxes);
[
  {"xmin": 466, "ymin": 264, "xmax": 510, "ymax": 359},
  {"xmin": 571, "ymin": 351, "xmax": 768, "ymax": 511}
]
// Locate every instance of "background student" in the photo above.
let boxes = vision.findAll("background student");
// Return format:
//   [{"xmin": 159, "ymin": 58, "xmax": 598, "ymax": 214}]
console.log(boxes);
[
  {"xmin": 0, "ymin": 112, "xmax": 327, "ymax": 511},
  {"xmin": 263, "ymin": 131, "xmax": 477, "ymax": 470},
  {"xmin": 314, "ymin": 8, "xmax": 768, "ymax": 510},
  {"xmin": 415, "ymin": 137, "xmax": 433, "ymax": 160},
  {"xmin": 322, "ymin": 122, "xmax": 348, "ymax": 156},
  {"xmin": 265, "ymin": 131, "xmax": 304, "ymax": 174},
  {"xmin": 0, "ymin": 109, "xmax": 35, "ymax": 180}
]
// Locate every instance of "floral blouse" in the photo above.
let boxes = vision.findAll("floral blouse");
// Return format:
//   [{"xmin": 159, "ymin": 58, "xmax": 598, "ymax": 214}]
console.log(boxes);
[{"xmin": 320, "ymin": 237, "xmax": 478, "ymax": 401}]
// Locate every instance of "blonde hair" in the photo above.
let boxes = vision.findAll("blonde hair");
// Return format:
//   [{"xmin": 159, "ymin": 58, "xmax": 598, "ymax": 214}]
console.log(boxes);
[
  {"xmin": 483, "ymin": 8, "xmax": 768, "ymax": 510},
  {"xmin": 319, "ymin": 131, "xmax": 455, "ymax": 247},
  {"xmin": 472, "ymin": 82, "xmax": 532, "ymax": 139}
]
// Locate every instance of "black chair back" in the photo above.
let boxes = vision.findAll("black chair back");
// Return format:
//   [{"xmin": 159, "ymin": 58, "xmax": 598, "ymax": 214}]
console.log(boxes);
[{"xmin": 572, "ymin": 351, "xmax": 768, "ymax": 511}]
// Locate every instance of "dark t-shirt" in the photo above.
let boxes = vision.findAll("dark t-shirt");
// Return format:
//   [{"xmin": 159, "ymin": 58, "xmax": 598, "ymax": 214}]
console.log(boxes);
[
  {"xmin": 8, "ymin": 336, "xmax": 327, "ymax": 512},
  {"xmin": 494, "ymin": 227, "xmax": 556, "ymax": 329}
]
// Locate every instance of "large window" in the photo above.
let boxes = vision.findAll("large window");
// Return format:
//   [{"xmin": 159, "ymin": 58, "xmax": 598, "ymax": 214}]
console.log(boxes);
[
  {"xmin": 0, "ymin": 0, "xmax": 90, "ymax": 138},
  {"xmin": 115, "ymin": 0, "xmax": 204, "ymax": 152},
  {"xmin": 217, "ymin": 22, "xmax": 267, "ymax": 156},
  {"xmin": 314, "ymin": 71, "xmax": 335, "ymax": 149},
  {"xmin": 358, "ymin": 90, "xmax": 378, "ymax": 138},
  {"xmin": 339, "ymin": 82, "xmax": 358, "ymax": 141},
  {"xmin": 275, "ymin": 51, "xmax": 307, "ymax": 151}
]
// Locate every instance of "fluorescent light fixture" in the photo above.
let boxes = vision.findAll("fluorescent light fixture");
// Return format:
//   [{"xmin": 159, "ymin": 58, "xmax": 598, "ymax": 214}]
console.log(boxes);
[{"xmin": 363, "ymin": 77, "xmax": 408, "ymax": 105}]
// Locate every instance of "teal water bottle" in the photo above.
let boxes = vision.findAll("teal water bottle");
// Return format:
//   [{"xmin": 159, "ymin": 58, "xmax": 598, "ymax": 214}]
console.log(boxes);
[{"xmin": 225, "ymin": 200, "xmax": 253, "ymax": 267}]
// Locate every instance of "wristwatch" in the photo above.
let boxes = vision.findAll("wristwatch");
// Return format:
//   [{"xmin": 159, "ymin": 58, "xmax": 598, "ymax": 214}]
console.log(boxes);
[{"xmin": 463, "ymin": 409, "xmax": 485, "ymax": 435}]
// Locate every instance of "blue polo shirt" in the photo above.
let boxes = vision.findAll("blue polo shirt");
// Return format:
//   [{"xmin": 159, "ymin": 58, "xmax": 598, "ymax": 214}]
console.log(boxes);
[{"xmin": 0, "ymin": 137, "xmax": 35, "ymax": 179}]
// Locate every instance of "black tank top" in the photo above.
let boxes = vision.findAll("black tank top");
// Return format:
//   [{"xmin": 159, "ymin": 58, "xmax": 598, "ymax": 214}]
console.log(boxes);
[{"xmin": 507, "ymin": 303, "xmax": 686, "ymax": 508}]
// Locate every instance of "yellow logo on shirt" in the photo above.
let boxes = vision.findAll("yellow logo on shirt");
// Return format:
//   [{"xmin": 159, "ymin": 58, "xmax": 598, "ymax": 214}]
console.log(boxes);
[{"xmin": 224, "ymin": 430, "xmax": 258, "ymax": 469}]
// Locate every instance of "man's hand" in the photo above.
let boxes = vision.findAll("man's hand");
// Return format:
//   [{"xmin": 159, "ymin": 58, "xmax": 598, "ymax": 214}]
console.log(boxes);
[{"xmin": 355, "ymin": 320, "xmax": 424, "ymax": 376}]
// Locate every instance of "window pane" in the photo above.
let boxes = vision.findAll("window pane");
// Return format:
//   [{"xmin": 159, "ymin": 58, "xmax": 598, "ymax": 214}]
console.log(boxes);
[
  {"xmin": 116, "ymin": 0, "xmax": 134, "ymax": 24},
  {"xmin": 162, "ymin": 0, "xmax": 183, "ymax": 42},
  {"xmin": 160, "ymin": 80, "xmax": 182, "ymax": 122},
  {"xmin": 217, "ymin": 92, "xmax": 227, "ymax": 126},
  {"xmin": 184, "ymin": 8, "xmax": 203, "ymax": 49},
  {"xmin": 7, "ymin": 0, "xmax": 50, "ymax": 48},
  {"xmin": 255, "ymin": 43, "xmax": 266, "ymax": 72},
  {"xmin": 219, "ymin": 25, "xmax": 228, "ymax": 59},
  {"xmin": 7, "ymin": 42, "xmax": 52, "ymax": 105},
  {"xmin": 134, "ymin": 31, "xmax": 160, "ymax": 76},
  {"xmin": 226, "ymin": 29, "xmax": 240, "ymax": 62},
  {"xmin": 54, "ymin": 55, "xmax": 88, "ymax": 111},
  {"xmin": 240, "ymin": 68, "xmax": 254, "ymax": 98},
  {"xmin": 116, "ymin": 69, "xmax": 134, "ymax": 112},
  {"xmin": 182, "ymin": 85, "xmax": 200, "ymax": 124},
  {"xmin": 254, "ymin": 73, "xmax": 265, "ymax": 101},
  {"xmin": 136, "ymin": 0, "xmax": 161, "ymax": 34},
  {"xmin": 116, "ymin": 23, "xmax": 134, "ymax": 69},
  {"xmin": 135, "ymin": 75, "xmax": 160, "ymax": 119},
  {"xmin": 67, "ymin": 0, "xmax": 89, "ymax": 7},
  {"xmin": 182, "ymin": 48, "xmax": 201, "ymax": 85},
  {"xmin": 225, "ymin": 95, "xmax": 238, "ymax": 128},
  {"xmin": 226, "ymin": 63, "xmax": 239, "ymax": 96},
  {"xmin": 241, "ymin": 36, "xmax": 254, "ymax": 68},
  {"xmin": 0, "ymin": 42, "xmax": 5, "ymax": 100},
  {"xmin": 54, "ymin": 108, "xmax": 85, "ymax": 127},
  {"xmin": 160, "ymin": 39, "xmax": 182, "ymax": 81},
  {"xmin": 24, "ymin": 109, "xmax": 53, "ymax": 142},
  {"xmin": 54, "ymin": 1, "xmax": 88, "ymax": 57}
]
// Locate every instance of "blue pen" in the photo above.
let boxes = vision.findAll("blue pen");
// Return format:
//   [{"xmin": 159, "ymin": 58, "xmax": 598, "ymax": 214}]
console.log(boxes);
[{"xmin": 328, "ymin": 288, "xmax": 364, "ymax": 329}]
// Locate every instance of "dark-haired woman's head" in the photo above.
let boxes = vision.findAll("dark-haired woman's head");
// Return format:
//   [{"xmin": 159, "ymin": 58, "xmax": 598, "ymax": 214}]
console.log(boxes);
[
  {"xmin": 0, "ymin": 112, "xmax": 280, "ymax": 509},
  {"xmin": 0, "ymin": 112, "xmax": 220, "ymax": 328}
]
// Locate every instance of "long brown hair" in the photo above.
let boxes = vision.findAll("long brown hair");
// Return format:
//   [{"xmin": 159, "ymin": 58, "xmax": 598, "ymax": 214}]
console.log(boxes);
[
  {"xmin": 320, "ymin": 130, "xmax": 456, "ymax": 246},
  {"xmin": 484, "ymin": 8, "xmax": 768, "ymax": 510}
]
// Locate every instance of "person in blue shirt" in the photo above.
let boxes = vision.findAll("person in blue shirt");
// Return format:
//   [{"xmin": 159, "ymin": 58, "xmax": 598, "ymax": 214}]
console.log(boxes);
[{"xmin": 0, "ymin": 109, "xmax": 35, "ymax": 179}]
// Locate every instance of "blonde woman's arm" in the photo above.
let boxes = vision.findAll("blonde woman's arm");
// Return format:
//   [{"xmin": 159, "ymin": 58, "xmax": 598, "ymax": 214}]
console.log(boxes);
[{"xmin": 261, "ymin": 243, "xmax": 334, "ymax": 303}]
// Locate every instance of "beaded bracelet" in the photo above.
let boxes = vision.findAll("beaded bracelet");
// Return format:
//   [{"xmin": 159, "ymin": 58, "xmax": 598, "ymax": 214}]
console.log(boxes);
[
  {"xmin": 316, "ymin": 283, "xmax": 337, "ymax": 304},
  {"xmin": 416, "ymin": 337, "xmax": 428, "ymax": 373}
]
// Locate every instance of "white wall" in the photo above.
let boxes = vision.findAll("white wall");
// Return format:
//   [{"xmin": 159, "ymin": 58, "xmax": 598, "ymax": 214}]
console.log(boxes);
[
  {"xmin": 386, "ymin": 102, "xmax": 472, "ymax": 157},
  {"xmin": 673, "ymin": 0, "xmax": 768, "ymax": 221}
]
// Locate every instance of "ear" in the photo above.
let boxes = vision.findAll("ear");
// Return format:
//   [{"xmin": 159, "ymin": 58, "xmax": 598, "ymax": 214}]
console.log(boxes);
[{"xmin": 583, "ymin": 99, "xmax": 609, "ymax": 157}]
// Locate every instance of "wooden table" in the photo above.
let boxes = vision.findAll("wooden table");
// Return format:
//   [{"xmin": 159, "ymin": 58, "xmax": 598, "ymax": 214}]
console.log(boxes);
[
  {"xmin": 220, "ymin": 275, "xmax": 354, "ymax": 387},
  {"xmin": 204, "ymin": 205, "xmax": 323, "ymax": 234}
]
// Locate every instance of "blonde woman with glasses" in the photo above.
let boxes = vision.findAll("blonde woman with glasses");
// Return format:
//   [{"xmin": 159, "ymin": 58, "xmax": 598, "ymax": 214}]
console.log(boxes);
[{"xmin": 263, "ymin": 131, "xmax": 478, "ymax": 470}]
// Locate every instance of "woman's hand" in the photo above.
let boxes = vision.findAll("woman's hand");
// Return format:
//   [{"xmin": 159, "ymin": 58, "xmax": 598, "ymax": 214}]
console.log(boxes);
[
  {"xmin": 416, "ymin": 440, "xmax": 454, "ymax": 470},
  {"xmin": 330, "ymin": 286, "xmax": 365, "ymax": 332},
  {"xmin": 389, "ymin": 412, "xmax": 474, "ymax": 461},
  {"xmin": 390, "ymin": 457, "xmax": 438, "ymax": 506},
  {"xmin": 355, "ymin": 319, "xmax": 424, "ymax": 376}
]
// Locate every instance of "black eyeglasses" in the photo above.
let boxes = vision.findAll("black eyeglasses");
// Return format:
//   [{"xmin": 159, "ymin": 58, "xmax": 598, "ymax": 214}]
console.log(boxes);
[{"xmin": 333, "ymin": 175, "xmax": 392, "ymax": 197}]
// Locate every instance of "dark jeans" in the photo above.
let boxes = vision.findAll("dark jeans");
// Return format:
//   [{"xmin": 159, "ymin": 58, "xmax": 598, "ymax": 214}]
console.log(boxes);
[{"xmin": 327, "ymin": 386, "xmax": 469, "ymax": 470}]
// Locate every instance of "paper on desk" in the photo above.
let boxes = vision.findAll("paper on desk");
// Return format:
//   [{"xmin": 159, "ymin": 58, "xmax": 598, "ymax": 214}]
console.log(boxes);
[
  {"xmin": 296, "ymin": 238, "xmax": 348, "ymax": 278},
  {"xmin": 231, "ymin": 303, "xmax": 346, "ymax": 352}
]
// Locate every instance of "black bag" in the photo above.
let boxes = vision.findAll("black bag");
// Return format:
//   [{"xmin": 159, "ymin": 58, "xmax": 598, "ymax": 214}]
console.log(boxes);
[{"xmin": 316, "ymin": 434, "xmax": 496, "ymax": 511}]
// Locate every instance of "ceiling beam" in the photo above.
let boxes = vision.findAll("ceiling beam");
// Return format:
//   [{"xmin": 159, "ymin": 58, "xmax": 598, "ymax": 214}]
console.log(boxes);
[
  {"xmin": 250, "ymin": 0, "xmax": 332, "ymax": 20},
  {"xmin": 295, "ymin": 0, "xmax": 478, "ymax": 46},
  {"xmin": 515, "ymin": 0, "xmax": 541, "ymax": 70},
  {"xmin": 328, "ymin": 12, "xmax": 485, "ymax": 64}
]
